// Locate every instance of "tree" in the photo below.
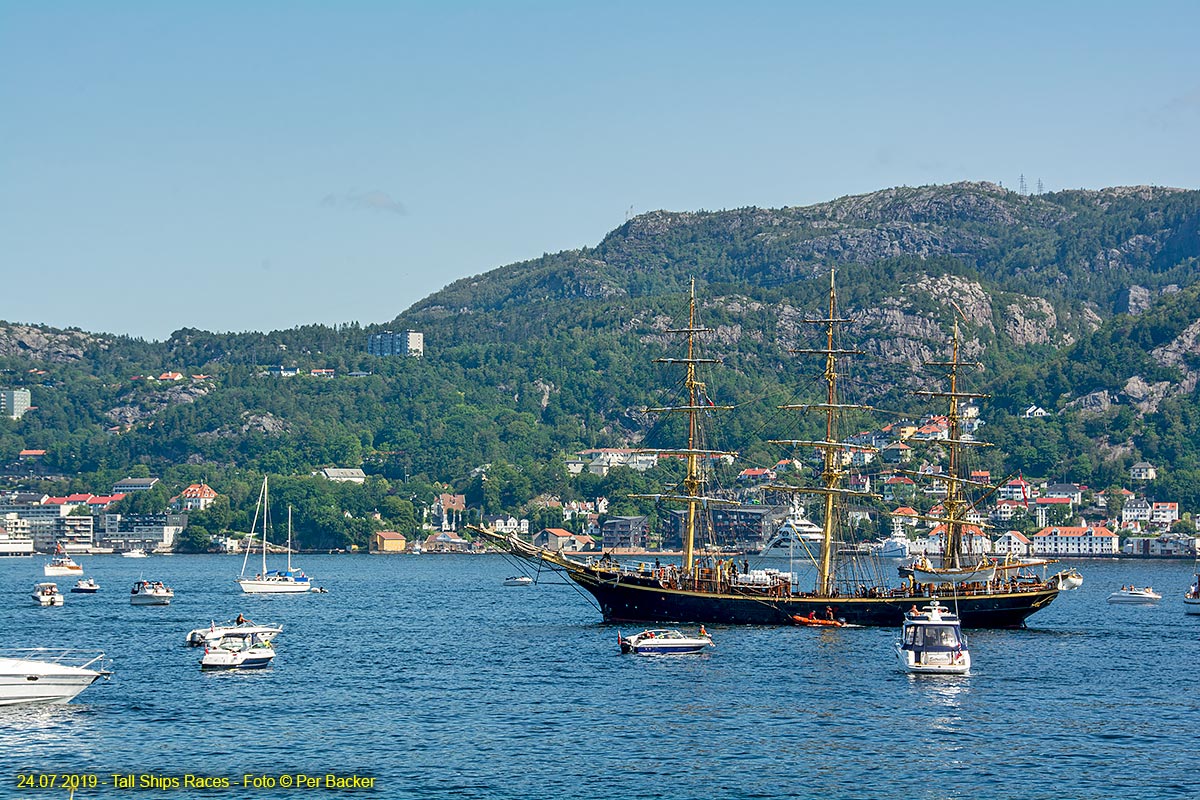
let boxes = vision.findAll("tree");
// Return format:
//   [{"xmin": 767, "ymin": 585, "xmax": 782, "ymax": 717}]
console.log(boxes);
[{"xmin": 176, "ymin": 524, "xmax": 212, "ymax": 553}]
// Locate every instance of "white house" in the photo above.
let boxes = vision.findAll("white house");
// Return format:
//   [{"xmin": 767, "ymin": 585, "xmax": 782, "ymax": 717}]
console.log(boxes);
[
  {"xmin": 1130, "ymin": 462, "xmax": 1157, "ymax": 481},
  {"xmin": 992, "ymin": 530, "xmax": 1033, "ymax": 557}
]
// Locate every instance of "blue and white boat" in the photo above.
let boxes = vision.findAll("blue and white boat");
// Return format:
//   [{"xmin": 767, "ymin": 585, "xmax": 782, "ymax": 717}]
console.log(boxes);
[
  {"xmin": 618, "ymin": 628, "xmax": 713, "ymax": 655},
  {"xmin": 200, "ymin": 631, "xmax": 276, "ymax": 670}
]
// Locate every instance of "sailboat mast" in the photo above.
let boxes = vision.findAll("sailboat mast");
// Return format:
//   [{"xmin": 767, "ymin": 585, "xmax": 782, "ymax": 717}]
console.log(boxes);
[
  {"xmin": 915, "ymin": 319, "xmax": 990, "ymax": 570},
  {"xmin": 682, "ymin": 285, "xmax": 702, "ymax": 573},
  {"xmin": 817, "ymin": 273, "xmax": 841, "ymax": 596},
  {"xmin": 766, "ymin": 269, "xmax": 874, "ymax": 597},
  {"xmin": 261, "ymin": 478, "xmax": 269, "ymax": 576},
  {"xmin": 287, "ymin": 505, "xmax": 293, "ymax": 572}
]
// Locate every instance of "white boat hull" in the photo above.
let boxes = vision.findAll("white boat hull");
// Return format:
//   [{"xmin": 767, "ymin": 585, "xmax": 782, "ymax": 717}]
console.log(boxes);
[
  {"xmin": 200, "ymin": 648, "xmax": 276, "ymax": 670},
  {"xmin": 1185, "ymin": 597, "xmax": 1200, "ymax": 615},
  {"xmin": 0, "ymin": 652, "xmax": 108, "ymax": 706},
  {"xmin": 236, "ymin": 578, "xmax": 312, "ymax": 594},
  {"xmin": 43, "ymin": 565, "xmax": 83, "ymax": 577},
  {"xmin": 186, "ymin": 624, "xmax": 283, "ymax": 647},
  {"xmin": 895, "ymin": 643, "xmax": 971, "ymax": 675},
  {"xmin": 1107, "ymin": 590, "xmax": 1161, "ymax": 604}
]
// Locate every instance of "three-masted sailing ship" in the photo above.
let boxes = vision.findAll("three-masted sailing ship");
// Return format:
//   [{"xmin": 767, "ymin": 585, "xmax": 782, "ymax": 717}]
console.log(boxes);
[{"xmin": 476, "ymin": 275, "xmax": 1070, "ymax": 627}]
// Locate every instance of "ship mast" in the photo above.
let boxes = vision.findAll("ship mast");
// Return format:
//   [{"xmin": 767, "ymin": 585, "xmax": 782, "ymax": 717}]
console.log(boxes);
[
  {"xmin": 767, "ymin": 271, "xmax": 874, "ymax": 596},
  {"xmin": 634, "ymin": 280, "xmax": 735, "ymax": 574},
  {"xmin": 913, "ymin": 319, "xmax": 990, "ymax": 569}
]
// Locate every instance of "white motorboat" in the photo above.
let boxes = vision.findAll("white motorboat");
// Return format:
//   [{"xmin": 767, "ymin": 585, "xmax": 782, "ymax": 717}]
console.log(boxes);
[
  {"xmin": 895, "ymin": 600, "xmax": 970, "ymax": 675},
  {"xmin": 44, "ymin": 549, "xmax": 84, "ymax": 577},
  {"xmin": 0, "ymin": 649, "xmax": 110, "ymax": 706},
  {"xmin": 237, "ymin": 484, "xmax": 316, "ymax": 594},
  {"xmin": 618, "ymin": 628, "xmax": 714, "ymax": 655},
  {"xmin": 200, "ymin": 631, "xmax": 276, "ymax": 670},
  {"xmin": 130, "ymin": 580, "xmax": 174, "ymax": 605},
  {"xmin": 122, "ymin": 548, "xmax": 149, "ymax": 558},
  {"xmin": 1107, "ymin": 586, "xmax": 1161, "ymax": 604},
  {"xmin": 32, "ymin": 582, "xmax": 64, "ymax": 606},
  {"xmin": 71, "ymin": 578, "xmax": 100, "ymax": 594},
  {"xmin": 503, "ymin": 575, "xmax": 533, "ymax": 587},
  {"xmin": 186, "ymin": 619, "xmax": 283, "ymax": 647}
]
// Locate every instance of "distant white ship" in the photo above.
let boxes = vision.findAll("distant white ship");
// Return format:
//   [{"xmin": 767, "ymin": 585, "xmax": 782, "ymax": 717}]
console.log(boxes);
[{"xmin": 759, "ymin": 502, "xmax": 823, "ymax": 557}]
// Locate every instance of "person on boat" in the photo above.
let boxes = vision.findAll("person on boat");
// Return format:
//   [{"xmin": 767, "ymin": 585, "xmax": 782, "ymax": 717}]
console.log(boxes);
[
  {"xmin": 825, "ymin": 606, "xmax": 835, "ymax": 621},
  {"xmin": 808, "ymin": 610, "xmax": 817, "ymax": 621},
  {"xmin": 699, "ymin": 625, "xmax": 708, "ymax": 638},
  {"xmin": 236, "ymin": 614, "xmax": 252, "ymax": 625}
]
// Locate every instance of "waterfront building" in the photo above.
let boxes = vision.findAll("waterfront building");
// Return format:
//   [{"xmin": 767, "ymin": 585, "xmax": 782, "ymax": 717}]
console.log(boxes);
[
  {"xmin": 370, "ymin": 531, "xmax": 407, "ymax": 553},
  {"xmin": 601, "ymin": 516, "xmax": 649, "ymax": 551},
  {"xmin": 1030, "ymin": 525, "xmax": 1118, "ymax": 557},
  {"xmin": 98, "ymin": 513, "xmax": 185, "ymax": 552},
  {"xmin": 532, "ymin": 528, "xmax": 595, "ymax": 552},
  {"xmin": 1123, "ymin": 533, "xmax": 1200, "ymax": 557},
  {"xmin": 993, "ymin": 530, "xmax": 1033, "ymax": 557}
]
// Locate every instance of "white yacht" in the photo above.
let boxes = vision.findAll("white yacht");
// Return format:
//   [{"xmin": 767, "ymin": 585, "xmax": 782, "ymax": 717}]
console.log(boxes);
[
  {"xmin": 122, "ymin": 548, "xmax": 149, "ymax": 558},
  {"xmin": 759, "ymin": 502, "xmax": 823, "ymax": 557},
  {"xmin": 130, "ymin": 580, "xmax": 174, "ymax": 605},
  {"xmin": 237, "ymin": 483, "xmax": 315, "ymax": 594},
  {"xmin": 44, "ymin": 550, "xmax": 84, "ymax": 577},
  {"xmin": 870, "ymin": 530, "xmax": 911, "ymax": 559},
  {"xmin": 0, "ymin": 649, "xmax": 110, "ymax": 706},
  {"xmin": 895, "ymin": 599, "xmax": 970, "ymax": 675},
  {"xmin": 32, "ymin": 582, "xmax": 64, "ymax": 606},
  {"xmin": 200, "ymin": 631, "xmax": 276, "ymax": 670}
]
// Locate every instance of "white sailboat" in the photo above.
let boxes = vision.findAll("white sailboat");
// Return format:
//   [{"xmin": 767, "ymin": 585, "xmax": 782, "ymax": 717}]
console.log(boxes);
[{"xmin": 237, "ymin": 478, "xmax": 314, "ymax": 594}]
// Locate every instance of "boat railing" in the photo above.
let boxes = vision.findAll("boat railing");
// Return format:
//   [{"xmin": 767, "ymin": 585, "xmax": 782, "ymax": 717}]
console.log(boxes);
[{"xmin": 0, "ymin": 648, "xmax": 110, "ymax": 671}]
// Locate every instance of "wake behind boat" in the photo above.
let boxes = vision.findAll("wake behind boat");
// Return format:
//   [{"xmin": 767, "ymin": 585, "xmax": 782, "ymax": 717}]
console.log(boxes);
[
  {"xmin": 237, "ymin": 479, "xmax": 315, "ymax": 594},
  {"xmin": 0, "ymin": 649, "xmax": 110, "ymax": 706}
]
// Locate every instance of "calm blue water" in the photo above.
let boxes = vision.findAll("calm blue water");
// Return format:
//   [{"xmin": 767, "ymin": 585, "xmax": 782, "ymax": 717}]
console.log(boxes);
[{"xmin": 1, "ymin": 554, "xmax": 1197, "ymax": 799}]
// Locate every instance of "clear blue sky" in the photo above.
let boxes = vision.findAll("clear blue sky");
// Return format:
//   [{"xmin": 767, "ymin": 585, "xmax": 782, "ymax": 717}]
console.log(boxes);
[{"xmin": 2, "ymin": 1, "xmax": 1197, "ymax": 340}]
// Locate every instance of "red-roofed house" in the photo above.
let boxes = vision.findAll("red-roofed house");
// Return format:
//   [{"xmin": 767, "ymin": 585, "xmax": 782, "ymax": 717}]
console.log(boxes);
[
  {"xmin": 1151, "ymin": 502, "xmax": 1180, "ymax": 526},
  {"xmin": 1034, "ymin": 496, "xmax": 1073, "ymax": 527},
  {"xmin": 172, "ymin": 483, "xmax": 218, "ymax": 512},
  {"xmin": 737, "ymin": 467, "xmax": 776, "ymax": 484},
  {"xmin": 18, "ymin": 449, "xmax": 46, "ymax": 460},
  {"xmin": 370, "ymin": 530, "xmax": 407, "ymax": 553},
  {"xmin": 1031, "ymin": 525, "xmax": 1118, "ymax": 556},
  {"xmin": 532, "ymin": 527, "xmax": 596, "ymax": 552},
  {"xmin": 158, "ymin": 372, "xmax": 184, "ymax": 381}
]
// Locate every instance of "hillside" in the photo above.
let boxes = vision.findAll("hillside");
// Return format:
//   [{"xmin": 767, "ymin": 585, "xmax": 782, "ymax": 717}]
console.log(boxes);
[{"xmin": 3, "ymin": 181, "xmax": 1200, "ymax": 547}]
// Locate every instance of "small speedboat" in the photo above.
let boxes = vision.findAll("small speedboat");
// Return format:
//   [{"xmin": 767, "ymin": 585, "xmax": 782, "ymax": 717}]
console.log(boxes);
[
  {"xmin": 895, "ymin": 599, "xmax": 970, "ymax": 675},
  {"xmin": 503, "ymin": 575, "xmax": 533, "ymax": 587},
  {"xmin": 32, "ymin": 582, "xmax": 64, "ymax": 606},
  {"xmin": 186, "ymin": 620, "xmax": 283, "ymax": 647},
  {"xmin": 130, "ymin": 580, "xmax": 174, "ymax": 605},
  {"xmin": 71, "ymin": 578, "xmax": 100, "ymax": 594},
  {"xmin": 1107, "ymin": 586, "xmax": 1161, "ymax": 604},
  {"xmin": 44, "ymin": 552, "xmax": 84, "ymax": 577},
  {"xmin": 0, "ymin": 649, "xmax": 111, "ymax": 706},
  {"xmin": 618, "ymin": 628, "xmax": 714, "ymax": 655},
  {"xmin": 200, "ymin": 632, "xmax": 276, "ymax": 670},
  {"xmin": 122, "ymin": 548, "xmax": 149, "ymax": 558}
]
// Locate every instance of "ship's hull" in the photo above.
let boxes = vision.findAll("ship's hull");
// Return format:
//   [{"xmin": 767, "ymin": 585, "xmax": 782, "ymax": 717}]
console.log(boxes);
[{"xmin": 572, "ymin": 571, "xmax": 1057, "ymax": 628}]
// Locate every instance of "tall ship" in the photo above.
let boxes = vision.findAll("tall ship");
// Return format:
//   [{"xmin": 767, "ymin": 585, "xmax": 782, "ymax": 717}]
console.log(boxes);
[{"xmin": 477, "ymin": 275, "xmax": 1070, "ymax": 627}]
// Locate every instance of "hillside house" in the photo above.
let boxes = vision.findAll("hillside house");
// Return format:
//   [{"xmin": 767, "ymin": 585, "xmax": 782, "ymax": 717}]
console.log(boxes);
[{"xmin": 1130, "ymin": 462, "xmax": 1157, "ymax": 481}]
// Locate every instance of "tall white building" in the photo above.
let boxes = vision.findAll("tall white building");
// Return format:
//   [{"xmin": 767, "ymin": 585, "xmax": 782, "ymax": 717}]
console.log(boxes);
[{"xmin": 1, "ymin": 388, "xmax": 31, "ymax": 420}]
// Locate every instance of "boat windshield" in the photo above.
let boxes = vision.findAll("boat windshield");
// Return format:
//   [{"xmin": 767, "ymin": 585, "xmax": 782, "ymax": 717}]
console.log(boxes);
[{"xmin": 903, "ymin": 624, "xmax": 962, "ymax": 650}]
